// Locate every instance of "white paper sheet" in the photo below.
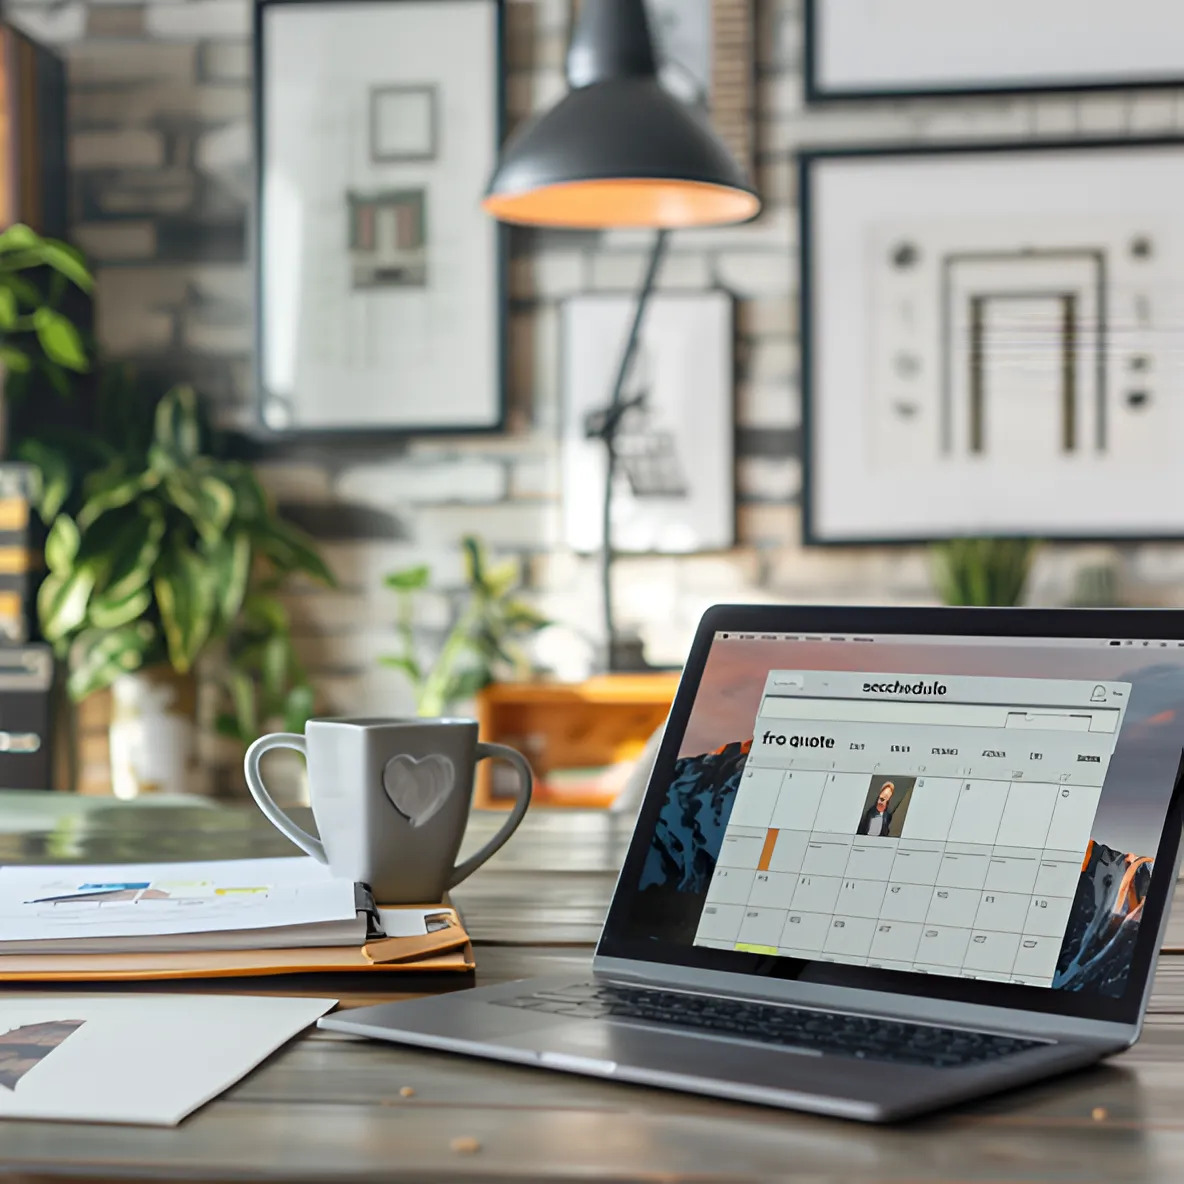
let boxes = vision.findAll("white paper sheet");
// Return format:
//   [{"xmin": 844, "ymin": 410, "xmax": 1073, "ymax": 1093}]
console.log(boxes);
[
  {"xmin": 0, "ymin": 995, "xmax": 335, "ymax": 1125},
  {"xmin": 0, "ymin": 858, "xmax": 355, "ymax": 945}
]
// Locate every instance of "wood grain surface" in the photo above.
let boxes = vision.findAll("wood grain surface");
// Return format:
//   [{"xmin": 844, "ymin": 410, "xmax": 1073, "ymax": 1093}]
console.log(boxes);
[{"xmin": 0, "ymin": 796, "xmax": 1181, "ymax": 1183}]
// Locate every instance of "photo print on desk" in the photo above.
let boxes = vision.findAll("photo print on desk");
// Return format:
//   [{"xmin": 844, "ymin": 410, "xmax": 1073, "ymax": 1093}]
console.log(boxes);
[
  {"xmin": 0, "ymin": 1020, "xmax": 84, "ymax": 1090},
  {"xmin": 255, "ymin": 0, "xmax": 504, "ymax": 433},
  {"xmin": 561, "ymin": 292, "xmax": 735, "ymax": 554},
  {"xmin": 801, "ymin": 138, "xmax": 1184, "ymax": 542}
]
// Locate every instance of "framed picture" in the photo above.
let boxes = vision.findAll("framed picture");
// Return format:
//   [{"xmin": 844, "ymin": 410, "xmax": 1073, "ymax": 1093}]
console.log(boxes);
[
  {"xmin": 253, "ymin": 0, "xmax": 506, "ymax": 435},
  {"xmin": 800, "ymin": 137, "xmax": 1184, "ymax": 544},
  {"xmin": 805, "ymin": 0, "xmax": 1184, "ymax": 101},
  {"xmin": 561, "ymin": 292, "xmax": 734, "ymax": 554},
  {"xmin": 571, "ymin": 0, "xmax": 754, "ymax": 177}
]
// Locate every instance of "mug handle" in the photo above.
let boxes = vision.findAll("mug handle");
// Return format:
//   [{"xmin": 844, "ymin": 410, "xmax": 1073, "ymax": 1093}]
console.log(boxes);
[
  {"xmin": 448, "ymin": 742, "xmax": 533, "ymax": 889},
  {"xmin": 244, "ymin": 733, "xmax": 327, "ymax": 863}
]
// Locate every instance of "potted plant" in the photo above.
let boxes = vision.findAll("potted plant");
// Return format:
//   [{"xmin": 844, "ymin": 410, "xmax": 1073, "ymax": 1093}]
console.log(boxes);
[
  {"xmin": 26, "ymin": 379, "xmax": 334, "ymax": 797},
  {"xmin": 930, "ymin": 538, "xmax": 1038, "ymax": 607},
  {"xmin": 381, "ymin": 536, "xmax": 548, "ymax": 716}
]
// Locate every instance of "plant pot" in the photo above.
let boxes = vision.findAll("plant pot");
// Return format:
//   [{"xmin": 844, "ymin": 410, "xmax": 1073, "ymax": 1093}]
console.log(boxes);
[{"xmin": 108, "ymin": 667, "xmax": 203, "ymax": 800}]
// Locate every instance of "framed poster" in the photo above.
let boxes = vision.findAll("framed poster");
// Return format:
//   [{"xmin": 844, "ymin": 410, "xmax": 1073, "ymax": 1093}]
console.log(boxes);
[
  {"xmin": 806, "ymin": 0, "xmax": 1184, "ymax": 101},
  {"xmin": 561, "ymin": 292, "xmax": 734, "ymax": 554},
  {"xmin": 800, "ymin": 138, "xmax": 1184, "ymax": 544},
  {"xmin": 254, "ymin": 0, "xmax": 506, "ymax": 435},
  {"xmin": 572, "ymin": 0, "xmax": 754, "ymax": 177}
]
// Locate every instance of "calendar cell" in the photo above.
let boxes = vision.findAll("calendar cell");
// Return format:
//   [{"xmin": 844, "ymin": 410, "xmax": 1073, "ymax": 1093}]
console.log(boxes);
[
  {"xmin": 791, "ymin": 874, "xmax": 842, "ymax": 913},
  {"xmin": 696, "ymin": 903, "xmax": 744, "ymax": 944},
  {"xmin": 900, "ymin": 777, "xmax": 961, "ymax": 840},
  {"xmin": 1012, "ymin": 934, "xmax": 1062, "ymax": 981},
  {"xmin": 779, "ymin": 910, "xmax": 831, "ymax": 953},
  {"xmin": 716, "ymin": 831, "xmax": 768, "ymax": 868},
  {"xmin": 835, "ymin": 877, "xmax": 888, "ymax": 918},
  {"xmin": 769, "ymin": 770, "xmax": 829, "ymax": 831},
  {"xmin": 813, "ymin": 772, "xmax": 873, "ymax": 833},
  {"xmin": 727, "ymin": 767, "xmax": 785, "ymax": 829},
  {"xmin": 737, "ymin": 907, "xmax": 789, "ymax": 948},
  {"xmin": 1034, "ymin": 859, "xmax": 1084, "ymax": 899},
  {"xmin": 823, "ymin": 915, "xmax": 877, "ymax": 959},
  {"xmin": 994, "ymin": 782, "xmax": 1059, "ymax": 849},
  {"xmin": 889, "ymin": 845, "xmax": 943, "ymax": 885},
  {"xmin": 983, "ymin": 855, "xmax": 1040, "ymax": 894},
  {"xmin": 916, "ymin": 925, "xmax": 972, "ymax": 967},
  {"xmin": 926, "ymin": 886, "xmax": 982, "ymax": 928},
  {"xmin": 1044, "ymin": 785, "xmax": 1103, "ymax": 853},
  {"xmin": 947, "ymin": 779, "xmax": 1008, "ymax": 845},
  {"xmin": 705, "ymin": 867, "xmax": 755, "ymax": 906},
  {"xmin": 879, "ymin": 881, "xmax": 934, "ymax": 922},
  {"xmin": 801, "ymin": 838, "xmax": 854, "ymax": 876},
  {"xmin": 747, "ymin": 870, "xmax": 798, "ymax": 909},
  {"xmin": 962, "ymin": 930, "xmax": 1021, "ymax": 976},
  {"xmin": 767, "ymin": 829, "xmax": 810, "ymax": 874},
  {"xmin": 869, "ymin": 920, "xmax": 923, "ymax": 963},
  {"xmin": 844, "ymin": 840, "xmax": 898, "ymax": 881},
  {"xmin": 1023, "ymin": 895, "xmax": 1074, "ymax": 939},
  {"xmin": 974, "ymin": 890, "xmax": 1030, "ymax": 933},
  {"xmin": 935, "ymin": 851, "xmax": 990, "ymax": 890}
]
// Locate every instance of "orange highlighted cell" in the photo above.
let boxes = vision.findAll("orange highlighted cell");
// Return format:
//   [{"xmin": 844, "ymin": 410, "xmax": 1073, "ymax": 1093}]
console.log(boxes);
[{"xmin": 757, "ymin": 829, "xmax": 779, "ymax": 872}]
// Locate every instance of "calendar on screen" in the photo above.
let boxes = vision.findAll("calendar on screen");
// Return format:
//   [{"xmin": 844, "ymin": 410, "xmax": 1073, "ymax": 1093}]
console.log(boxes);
[{"xmin": 694, "ymin": 670, "xmax": 1130, "ymax": 987}]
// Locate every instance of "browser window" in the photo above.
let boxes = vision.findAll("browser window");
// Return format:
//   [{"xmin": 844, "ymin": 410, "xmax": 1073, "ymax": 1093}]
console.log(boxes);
[{"xmin": 693, "ymin": 669, "xmax": 1131, "ymax": 985}]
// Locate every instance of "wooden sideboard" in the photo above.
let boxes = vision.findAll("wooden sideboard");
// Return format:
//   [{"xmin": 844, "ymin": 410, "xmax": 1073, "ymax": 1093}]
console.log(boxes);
[{"xmin": 474, "ymin": 674, "xmax": 679, "ymax": 808}]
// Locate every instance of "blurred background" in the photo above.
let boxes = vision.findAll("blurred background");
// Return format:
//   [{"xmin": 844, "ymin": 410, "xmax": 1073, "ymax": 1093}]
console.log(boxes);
[{"xmin": 0, "ymin": 0, "xmax": 1179, "ymax": 813}]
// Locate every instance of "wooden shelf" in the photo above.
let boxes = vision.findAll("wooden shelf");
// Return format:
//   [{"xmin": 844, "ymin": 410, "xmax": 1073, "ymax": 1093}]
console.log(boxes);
[{"xmin": 475, "ymin": 674, "xmax": 679, "ymax": 809}]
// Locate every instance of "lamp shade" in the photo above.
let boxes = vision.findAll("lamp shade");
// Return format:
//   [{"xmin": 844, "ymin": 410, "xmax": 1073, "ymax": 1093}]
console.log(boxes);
[{"xmin": 483, "ymin": 0, "xmax": 760, "ymax": 229}]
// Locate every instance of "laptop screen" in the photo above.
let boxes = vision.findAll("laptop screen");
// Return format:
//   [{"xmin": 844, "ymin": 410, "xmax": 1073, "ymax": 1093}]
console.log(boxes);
[{"xmin": 601, "ymin": 614, "xmax": 1184, "ymax": 1023}]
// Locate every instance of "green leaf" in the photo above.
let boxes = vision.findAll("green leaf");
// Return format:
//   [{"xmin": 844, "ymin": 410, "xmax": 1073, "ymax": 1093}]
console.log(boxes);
[
  {"xmin": 0, "ymin": 287, "xmax": 17, "ymax": 329},
  {"xmin": 503, "ymin": 599, "xmax": 549, "ymax": 631},
  {"xmin": 33, "ymin": 307, "xmax": 88, "ymax": 372},
  {"xmin": 162, "ymin": 469, "xmax": 234, "ymax": 545},
  {"xmin": 0, "ymin": 345, "xmax": 31, "ymax": 373},
  {"xmin": 448, "ymin": 665, "xmax": 491, "ymax": 703},
  {"xmin": 154, "ymin": 543, "xmax": 216, "ymax": 673},
  {"xmin": 260, "ymin": 633, "xmax": 291, "ymax": 699},
  {"xmin": 0, "ymin": 224, "xmax": 39, "ymax": 254},
  {"xmin": 252, "ymin": 517, "xmax": 335, "ymax": 585},
  {"xmin": 227, "ymin": 670, "xmax": 258, "ymax": 743},
  {"xmin": 93, "ymin": 504, "xmax": 166, "ymax": 604},
  {"xmin": 36, "ymin": 239, "xmax": 93, "ymax": 294},
  {"xmin": 484, "ymin": 558, "xmax": 520, "ymax": 600},
  {"xmin": 87, "ymin": 584, "xmax": 153, "ymax": 630},
  {"xmin": 78, "ymin": 469, "xmax": 159, "ymax": 529},
  {"xmin": 282, "ymin": 683, "xmax": 315, "ymax": 734},
  {"xmin": 154, "ymin": 385, "xmax": 201, "ymax": 459},
  {"xmin": 379, "ymin": 654, "xmax": 423, "ymax": 683},
  {"xmin": 16, "ymin": 438, "xmax": 72, "ymax": 523},
  {"xmin": 38, "ymin": 568, "xmax": 95, "ymax": 644},
  {"xmin": 43, "ymin": 514, "xmax": 80, "ymax": 575},
  {"xmin": 212, "ymin": 530, "xmax": 252, "ymax": 625},
  {"xmin": 384, "ymin": 565, "xmax": 431, "ymax": 591},
  {"xmin": 66, "ymin": 622, "xmax": 155, "ymax": 701}
]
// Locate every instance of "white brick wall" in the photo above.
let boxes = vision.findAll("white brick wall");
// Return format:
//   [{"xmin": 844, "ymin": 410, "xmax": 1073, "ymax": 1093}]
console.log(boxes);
[{"xmin": 20, "ymin": 0, "xmax": 1184, "ymax": 788}]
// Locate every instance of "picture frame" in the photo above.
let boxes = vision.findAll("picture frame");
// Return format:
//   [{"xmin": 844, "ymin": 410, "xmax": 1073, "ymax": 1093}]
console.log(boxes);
[
  {"xmin": 805, "ymin": 0, "xmax": 1184, "ymax": 102},
  {"xmin": 561, "ymin": 292, "xmax": 735, "ymax": 555},
  {"xmin": 571, "ymin": 0, "xmax": 754, "ymax": 177},
  {"xmin": 253, "ymin": 0, "xmax": 506, "ymax": 436},
  {"xmin": 800, "ymin": 137, "xmax": 1184, "ymax": 544}
]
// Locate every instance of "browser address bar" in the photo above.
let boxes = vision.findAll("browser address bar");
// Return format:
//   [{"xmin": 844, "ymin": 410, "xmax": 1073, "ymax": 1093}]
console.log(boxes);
[{"xmin": 759, "ymin": 696, "xmax": 1120, "ymax": 734}]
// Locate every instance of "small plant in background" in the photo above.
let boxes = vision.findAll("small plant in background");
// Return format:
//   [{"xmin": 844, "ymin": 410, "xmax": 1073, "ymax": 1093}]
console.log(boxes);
[
  {"xmin": 381, "ymin": 535, "xmax": 549, "ymax": 717},
  {"xmin": 930, "ymin": 537, "xmax": 1038, "ymax": 607},
  {"xmin": 0, "ymin": 223, "xmax": 92, "ymax": 400},
  {"xmin": 24, "ymin": 379, "xmax": 334, "ymax": 706}
]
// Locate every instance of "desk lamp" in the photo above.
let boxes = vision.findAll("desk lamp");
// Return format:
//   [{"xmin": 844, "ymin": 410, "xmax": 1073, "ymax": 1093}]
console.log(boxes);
[{"xmin": 483, "ymin": 0, "xmax": 760, "ymax": 671}]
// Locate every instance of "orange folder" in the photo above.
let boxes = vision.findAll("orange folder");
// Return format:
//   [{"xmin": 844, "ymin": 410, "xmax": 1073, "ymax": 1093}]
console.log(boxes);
[{"xmin": 0, "ymin": 908, "xmax": 474, "ymax": 982}]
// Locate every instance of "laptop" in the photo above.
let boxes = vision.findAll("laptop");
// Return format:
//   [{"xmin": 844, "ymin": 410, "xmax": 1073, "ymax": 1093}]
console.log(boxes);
[{"xmin": 322, "ymin": 605, "xmax": 1184, "ymax": 1121}]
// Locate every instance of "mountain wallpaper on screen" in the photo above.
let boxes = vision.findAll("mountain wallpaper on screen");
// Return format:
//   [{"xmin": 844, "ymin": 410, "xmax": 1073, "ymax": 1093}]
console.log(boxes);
[
  {"xmin": 639, "ymin": 739, "xmax": 750, "ymax": 895},
  {"xmin": 1053, "ymin": 840, "xmax": 1154, "ymax": 996}
]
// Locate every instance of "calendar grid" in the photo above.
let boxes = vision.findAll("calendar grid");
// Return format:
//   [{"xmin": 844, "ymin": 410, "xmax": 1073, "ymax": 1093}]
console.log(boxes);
[{"xmin": 693, "ymin": 670, "xmax": 1129, "ymax": 988}]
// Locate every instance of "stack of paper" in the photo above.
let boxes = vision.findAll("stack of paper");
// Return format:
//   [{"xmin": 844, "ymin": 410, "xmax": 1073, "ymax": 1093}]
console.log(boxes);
[{"xmin": 0, "ymin": 858, "xmax": 369, "ymax": 954}]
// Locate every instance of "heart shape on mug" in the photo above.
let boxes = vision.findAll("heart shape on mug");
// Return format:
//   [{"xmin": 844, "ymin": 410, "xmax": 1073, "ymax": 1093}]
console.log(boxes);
[{"xmin": 381, "ymin": 754, "xmax": 456, "ymax": 829}]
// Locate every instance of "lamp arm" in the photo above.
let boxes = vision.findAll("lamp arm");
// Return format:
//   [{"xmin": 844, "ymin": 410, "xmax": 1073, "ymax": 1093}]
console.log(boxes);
[{"xmin": 598, "ymin": 228, "xmax": 670, "ymax": 672}]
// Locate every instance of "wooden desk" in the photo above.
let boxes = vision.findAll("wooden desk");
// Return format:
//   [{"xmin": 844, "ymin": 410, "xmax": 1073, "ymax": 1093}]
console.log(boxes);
[{"xmin": 2, "ymin": 794, "xmax": 1183, "ymax": 1182}]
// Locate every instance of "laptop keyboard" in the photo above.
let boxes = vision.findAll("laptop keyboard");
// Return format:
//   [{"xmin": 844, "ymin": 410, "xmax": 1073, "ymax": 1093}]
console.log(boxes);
[{"xmin": 495, "ymin": 982, "xmax": 1044, "ymax": 1069}]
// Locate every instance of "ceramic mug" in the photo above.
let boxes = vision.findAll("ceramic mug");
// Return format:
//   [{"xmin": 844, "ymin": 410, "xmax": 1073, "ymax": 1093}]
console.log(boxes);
[{"xmin": 244, "ymin": 717, "xmax": 532, "ymax": 903}]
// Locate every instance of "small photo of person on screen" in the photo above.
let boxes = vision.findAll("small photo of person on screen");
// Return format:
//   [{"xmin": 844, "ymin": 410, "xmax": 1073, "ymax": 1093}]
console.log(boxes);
[{"xmin": 856, "ymin": 775, "xmax": 915, "ymax": 838}]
